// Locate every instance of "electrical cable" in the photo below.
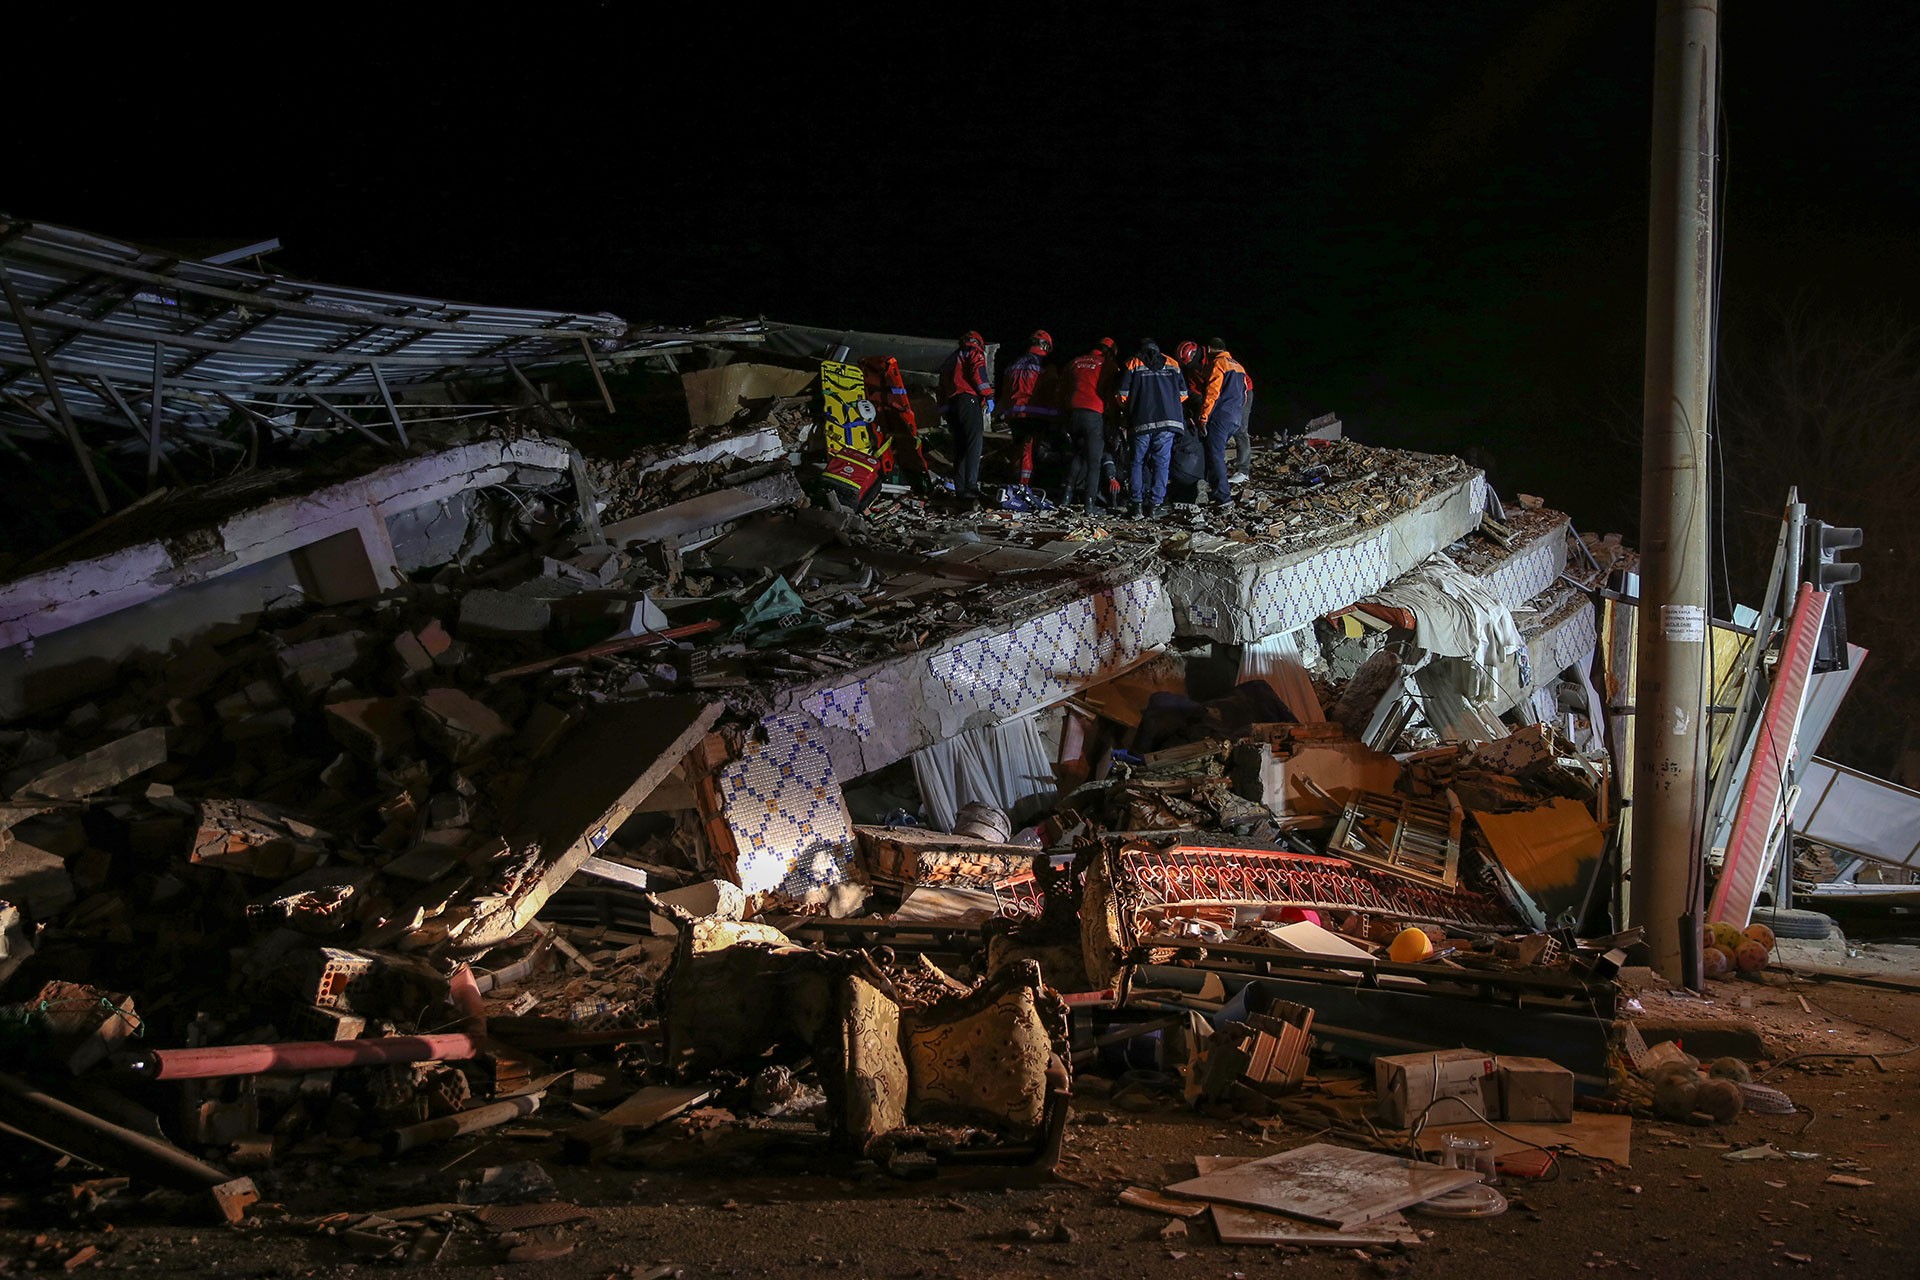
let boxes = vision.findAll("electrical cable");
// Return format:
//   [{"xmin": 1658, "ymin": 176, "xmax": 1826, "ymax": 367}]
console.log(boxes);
[{"xmin": 1403, "ymin": 1091, "xmax": 1562, "ymax": 1183}]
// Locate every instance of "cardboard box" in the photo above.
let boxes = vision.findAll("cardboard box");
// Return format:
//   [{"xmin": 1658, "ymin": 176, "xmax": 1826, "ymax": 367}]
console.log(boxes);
[
  {"xmin": 1498, "ymin": 1055, "xmax": 1574, "ymax": 1123},
  {"xmin": 1375, "ymin": 1049, "xmax": 1497, "ymax": 1128}
]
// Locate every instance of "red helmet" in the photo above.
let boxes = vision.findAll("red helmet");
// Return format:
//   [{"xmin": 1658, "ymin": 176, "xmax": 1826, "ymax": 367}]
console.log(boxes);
[
  {"xmin": 1028, "ymin": 329, "xmax": 1053, "ymax": 353},
  {"xmin": 962, "ymin": 330, "xmax": 984, "ymax": 349},
  {"xmin": 1175, "ymin": 340, "xmax": 1202, "ymax": 367},
  {"xmin": 1095, "ymin": 337, "xmax": 1116, "ymax": 355}
]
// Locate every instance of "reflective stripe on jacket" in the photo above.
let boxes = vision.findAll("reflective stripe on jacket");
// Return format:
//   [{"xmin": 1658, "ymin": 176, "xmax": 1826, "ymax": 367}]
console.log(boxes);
[
  {"xmin": 1200, "ymin": 349, "xmax": 1253, "ymax": 431},
  {"xmin": 1116, "ymin": 345, "xmax": 1188, "ymax": 431},
  {"xmin": 937, "ymin": 344, "xmax": 991, "ymax": 402},
  {"xmin": 1000, "ymin": 347, "xmax": 1057, "ymax": 419}
]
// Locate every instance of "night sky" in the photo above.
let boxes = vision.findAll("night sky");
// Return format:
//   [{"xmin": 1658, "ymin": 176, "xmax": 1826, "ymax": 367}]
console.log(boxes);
[{"xmin": 15, "ymin": 2, "xmax": 1920, "ymax": 547}]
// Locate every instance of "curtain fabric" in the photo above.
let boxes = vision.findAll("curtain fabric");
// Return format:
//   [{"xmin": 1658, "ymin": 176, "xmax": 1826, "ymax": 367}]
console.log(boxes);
[
  {"xmin": 912, "ymin": 714, "xmax": 1059, "ymax": 832},
  {"xmin": 1237, "ymin": 626, "xmax": 1326, "ymax": 722}
]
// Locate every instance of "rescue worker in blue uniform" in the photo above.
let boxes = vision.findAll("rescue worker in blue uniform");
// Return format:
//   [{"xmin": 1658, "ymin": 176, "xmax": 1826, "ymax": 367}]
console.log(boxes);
[{"xmin": 1115, "ymin": 338, "xmax": 1188, "ymax": 518}]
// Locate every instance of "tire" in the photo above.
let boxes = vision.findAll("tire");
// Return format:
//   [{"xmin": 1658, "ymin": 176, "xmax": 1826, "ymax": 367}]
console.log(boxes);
[{"xmin": 1748, "ymin": 907, "xmax": 1838, "ymax": 941}]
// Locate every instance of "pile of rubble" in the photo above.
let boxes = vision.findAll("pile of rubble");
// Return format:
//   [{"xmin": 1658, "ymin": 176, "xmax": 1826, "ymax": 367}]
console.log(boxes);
[{"xmin": 0, "ymin": 376, "xmax": 1766, "ymax": 1272}]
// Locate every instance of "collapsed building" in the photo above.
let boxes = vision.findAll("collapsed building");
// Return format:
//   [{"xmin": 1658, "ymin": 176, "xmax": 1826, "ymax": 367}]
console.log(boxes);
[{"xmin": 0, "ymin": 219, "xmax": 1876, "ymax": 1255}]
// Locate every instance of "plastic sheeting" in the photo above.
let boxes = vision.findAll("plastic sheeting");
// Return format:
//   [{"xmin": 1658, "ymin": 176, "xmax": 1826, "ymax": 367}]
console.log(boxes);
[
  {"xmin": 1238, "ymin": 628, "xmax": 1326, "ymax": 722},
  {"xmin": 1370, "ymin": 554, "xmax": 1529, "ymax": 741},
  {"xmin": 1368, "ymin": 554, "xmax": 1526, "ymax": 704},
  {"xmin": 1793, "ymin": 758, "xmax": 1920, "ymax": 871},
  {"xmin": 912, "ymin": 714, "xmax": 1058, "ymax": 832}
]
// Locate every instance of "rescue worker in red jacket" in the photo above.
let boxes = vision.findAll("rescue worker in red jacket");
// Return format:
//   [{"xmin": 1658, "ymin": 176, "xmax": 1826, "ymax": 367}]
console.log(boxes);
[
  {"xmin": 998, "ymin": 329, "xmax": 1058, "ymax": 493},
  {"xmin": 1062, "ymin": 337, "xmax": 1119, "ymax": 513},
  {"xmin": 1197, "ymin": 337, "xmax": 1254, "ymax": 510},
  {"xmin": 936, "ymin": 330, "xmax": 992, "ymax": 505},
  {"xmin": 1115, "ymin": 338, "xmax": 1188, "ymax": 518}
]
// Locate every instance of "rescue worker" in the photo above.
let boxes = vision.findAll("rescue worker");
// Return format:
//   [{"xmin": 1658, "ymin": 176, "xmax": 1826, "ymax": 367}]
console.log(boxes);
[
  {"xmin": 936, "ymin": 330, "xmax": 992, "ymax": 506},
  {"xmin": 1197, "ymin": 337, "xmax": 1254, "ymax": 509},
  {"xmin": 1115, "ymin": 338, "xmax": 1188, "ymax": 518},
  {"xmin": 999, "ymin": 329, "xmax": 1058, "ymax": 494},
  {"xmin": 1181, "ymin": 339, "xmax": 1252, "ymax": 485},
  {"xmin": 1062, "ymin": 337, "xmax": 1118, "ymax": 513},
  {"xmin": 1175, "ymin": 340, "xmax": 1205, "ymax": 413}
]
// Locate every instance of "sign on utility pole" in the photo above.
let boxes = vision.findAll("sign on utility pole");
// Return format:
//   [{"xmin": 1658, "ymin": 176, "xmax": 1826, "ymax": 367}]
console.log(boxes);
[{"xmin": 1631, "ymin": 0, "xmax": 1720, "ymax": 987}]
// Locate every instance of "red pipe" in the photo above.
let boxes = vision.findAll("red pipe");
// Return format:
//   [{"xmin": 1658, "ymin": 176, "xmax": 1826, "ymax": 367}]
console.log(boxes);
[{"xmin": 132, "ymin": 1033, "xmax": 481, "ymax": 1080}]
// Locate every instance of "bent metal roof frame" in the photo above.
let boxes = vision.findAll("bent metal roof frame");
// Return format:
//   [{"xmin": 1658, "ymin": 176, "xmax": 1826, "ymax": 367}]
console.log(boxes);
[{"xmin": 0, "ymin": 217, "xmax": 768, "ymax": 511}]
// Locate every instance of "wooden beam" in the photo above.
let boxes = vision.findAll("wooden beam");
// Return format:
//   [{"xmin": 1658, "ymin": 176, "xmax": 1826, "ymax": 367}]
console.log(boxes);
[
  {"xmin": 214, "ymin": 392, "xmax": 270, "ymax": 469},
  {"xmin": 369, "ymin": 359, "xmax": 410, "ymax": 449},
  {"xmin": 147, "ymin": 342, "xmax": 165, "ymax": 489},
  {"xmin": 0, "ymin": 264, "xmax": 111, "ymax": 512},
  {"xmin": 579, "ymin": 335, "xmax": 616, "ymax": 413},
  {"xmin": 91, "ymin": 375, "xmax": 146, "ymax": 438},
  {"xmin": 302, "ymin": 393, "xmax": 393, "ymax": 449}
]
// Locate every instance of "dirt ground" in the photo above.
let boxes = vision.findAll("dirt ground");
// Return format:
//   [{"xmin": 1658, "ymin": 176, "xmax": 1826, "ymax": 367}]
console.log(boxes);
[{"xmin": 3, "ymin": 970, "xmax": 1917, "ymax": 1280}]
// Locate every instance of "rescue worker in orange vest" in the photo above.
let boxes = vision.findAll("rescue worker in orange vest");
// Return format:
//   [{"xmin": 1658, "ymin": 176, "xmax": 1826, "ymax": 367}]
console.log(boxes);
[
  {"xmin": 936, "ymin": 330, "xmax": 992, "ymax": 507},
  {"xmin": 1062, "ymin": 337, "xmax": 1119, "ymax": 513},
  {"xmin": 1180, "ymin": 339, "xmax": 1252, "ymax": 486},
  {"xmin": 1197, "ymin": 337, "xmax": 1254, "ymax": 510},
  {"xmin": 998, "ymin": 329, "xmax": 1058, "ymax": 494}
]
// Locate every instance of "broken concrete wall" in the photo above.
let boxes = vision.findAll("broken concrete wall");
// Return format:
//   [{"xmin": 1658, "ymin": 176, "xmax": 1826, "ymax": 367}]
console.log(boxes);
[
  {"xmin": 1479, "ymin": 516, "xmax": 1571, "ymax": 612},
  {"xmin": 773, "ymin": 576, "xmax": 1176, "ymax": 784},
  {"xmin": 0, "ymin": 555, "xmax": 305, "ymax": 719},
  {"xmin": 1166, "ymin": 469, "xmax": 1484, "ymax": 644},
  {"xmin": 0, "ymin": 437, "xmax": 576, "ymax": 655},
  {"xmin": 1512, "ymin": 595, "xmax": 1601, "ymax": 722},
  {"xmin": 0, "ymin": 438, "xmax": 575, "ymax": 719},
  {"xmin": 385, "ymin": 491, "xmax": 488, "ymax": 572},
  {"xmin": 681, "ymin": 362, "xmax": 817, "ymax": 430}
]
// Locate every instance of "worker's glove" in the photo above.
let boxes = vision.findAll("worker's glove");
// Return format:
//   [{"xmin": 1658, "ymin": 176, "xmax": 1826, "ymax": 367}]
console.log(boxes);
[{"xmin": 983, "ymin": 397, "xmax": 996, "ymax": 416}]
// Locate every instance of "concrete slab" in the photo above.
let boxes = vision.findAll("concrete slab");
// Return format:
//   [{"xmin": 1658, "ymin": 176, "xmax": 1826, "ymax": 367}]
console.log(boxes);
[{"xmin": 0, "ymin": 436, "xmax": 576, "ymax": 651}]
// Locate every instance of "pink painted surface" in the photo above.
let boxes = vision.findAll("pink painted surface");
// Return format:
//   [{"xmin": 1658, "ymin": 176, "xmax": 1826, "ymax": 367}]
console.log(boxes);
[
  {"xmin": 138, "ymin": 1032, "xmax": 481, "ymax": 1080},
  {"xmin": 1709, "ymin": 585, "xmax": 1828, "ymax": 926}
]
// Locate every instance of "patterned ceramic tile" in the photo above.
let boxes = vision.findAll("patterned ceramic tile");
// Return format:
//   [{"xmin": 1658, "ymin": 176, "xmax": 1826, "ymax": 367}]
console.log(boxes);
[
  {"xmin": 1247, "ymin": 532, "xmax": 1392, "ymax": 637},
  {"xmin": 1481, "ymin": 532, "xmax": 1567, "ymax": 612},
  {"xmin": 718, "ymin": 713, "xmax": 855, "ymax": 896},
  {"xmin": 1543, "ymin": 605, "xmax": 1599, "ymax": 677},
  {"xmin": 1186, "ymin": 602, "xmax": 1220, "ymax": 631},
  {"xmin": 1468, "ymin": 473, "xmax": 1488, "ymax": 515},
  {"xmin": 927, "ymin": 579, "xmax": 1165, "ymax": 717},
  {"xmin": 802, "ymin": 679, "xmax": 874, "ymax": 739}
]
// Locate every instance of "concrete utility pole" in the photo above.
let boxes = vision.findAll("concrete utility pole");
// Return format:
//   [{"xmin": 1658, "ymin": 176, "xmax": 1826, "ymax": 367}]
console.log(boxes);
[{"xmin": 1631, "ymin": 0, "xmax": 1720, "ymax": 985}]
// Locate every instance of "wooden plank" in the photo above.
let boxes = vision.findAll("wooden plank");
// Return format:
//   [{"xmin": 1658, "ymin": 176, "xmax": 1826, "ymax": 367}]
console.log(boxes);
[
  {"xmin": 559, "ymin": 1085, "xmax": 713, "ymax": 1163},
  {"xmin": 1210, "ymin": 1204, "xmax": 1421, "ymax": 1247},
  {"xmin": 1413, "ymin": 1112, "xmax": 1631, "ymax": 1167},
  {"xmin": 147, "ymin": 342, "xmax": 164, "ymax": 487},
  {"xmin": 369, "ymin": 359, "xmax": 410, "ymax": 448},
  {"xmin": 579, "ymin": 335, "xmax": 616, "ymax": 412},
  {"xmin": 1164, "ymin": 1142, "xmax": 1479, "ymax": 1229}
]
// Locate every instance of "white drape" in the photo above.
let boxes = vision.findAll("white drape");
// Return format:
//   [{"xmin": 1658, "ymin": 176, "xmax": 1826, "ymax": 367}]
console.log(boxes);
[
  {"xmin": 912, "ymin": 714, "xmax": 1059, "ymax": 832},
  {"xmin": 1238, "ymin": 626, "xmax": 1326, "ymax": 721}
]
